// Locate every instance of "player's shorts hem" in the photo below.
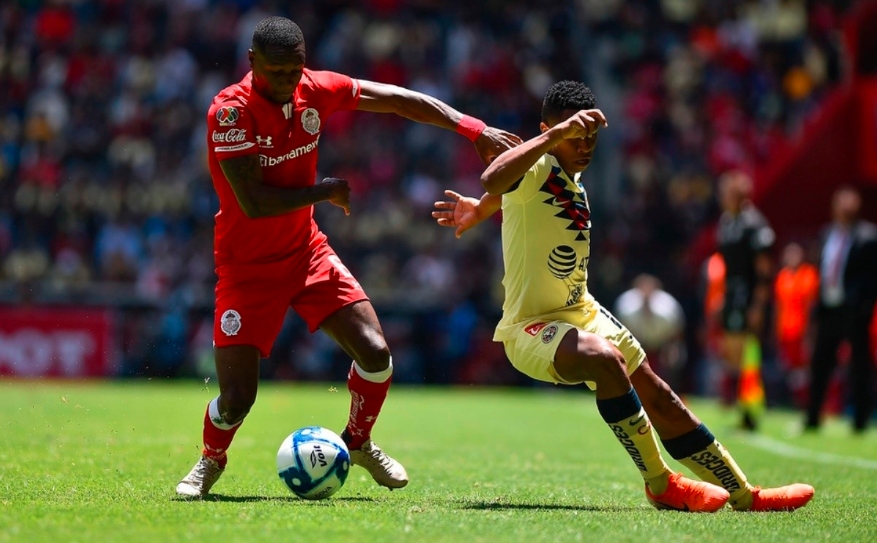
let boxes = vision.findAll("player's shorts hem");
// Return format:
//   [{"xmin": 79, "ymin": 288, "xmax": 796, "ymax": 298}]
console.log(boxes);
[
  {"xmin": 309, "ymin": 294, "xmax": 371, "ymax": 333},
  {"xmin": 502, "ymin": 304, "xmax": 647, "ymax": 389},
  {"xmin": 213, "ymin": 340, "xmax": 267, "ymax": 358}
]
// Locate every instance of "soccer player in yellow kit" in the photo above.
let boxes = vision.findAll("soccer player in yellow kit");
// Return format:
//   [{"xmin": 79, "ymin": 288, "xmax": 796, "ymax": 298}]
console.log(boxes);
[{"xmin": 433, "ymin": 81, "xmax": 814, "ymax": 512}]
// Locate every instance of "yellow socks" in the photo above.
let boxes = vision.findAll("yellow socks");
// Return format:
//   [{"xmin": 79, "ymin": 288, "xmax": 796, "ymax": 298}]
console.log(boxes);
[
  {"xmin": 597, "ymin": 389, "xmax": 672, "ymax": 495},
  {"xmin": 662, "ymin": 424, "xmax": 755, "ymax": 509}
]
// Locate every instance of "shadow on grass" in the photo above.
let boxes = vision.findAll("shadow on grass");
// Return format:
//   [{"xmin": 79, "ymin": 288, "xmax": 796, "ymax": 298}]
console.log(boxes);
[
  {"xmin": 173, "ymin": 494, "xmax": 377, "ymax": 504},
  {"xmin": 457, "ymin": 500, "xmax": 639, "ymax": 513}
]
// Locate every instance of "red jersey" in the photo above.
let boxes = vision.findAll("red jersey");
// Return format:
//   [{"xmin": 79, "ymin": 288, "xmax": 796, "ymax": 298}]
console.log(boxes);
[{"xmin": 206, "ymin": 68, "xmax": 361, "ymax": 265}]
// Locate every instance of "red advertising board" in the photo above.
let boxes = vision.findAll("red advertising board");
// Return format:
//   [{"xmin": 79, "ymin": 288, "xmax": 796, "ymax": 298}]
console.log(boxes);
[{"xmin": 0, "ymin": 306, "xmax": 117, "ymax": 377}]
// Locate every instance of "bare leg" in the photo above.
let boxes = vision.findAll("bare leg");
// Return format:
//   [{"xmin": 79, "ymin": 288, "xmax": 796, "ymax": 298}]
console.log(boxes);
[
  {"xmin": 553, "ymin": 329, "xmax": 631, "ymax": 397},
  {"xmin": 320, "ymin": 300, "xmax": 391, "ymax": 372},
  {"xmin": 319, "ymin": 300, "xmax": 407, "ymax": 488},
  {"xmin": 214, "ymin": 345, "xmax": 261, "ymax": 424},
  {"xmin": 630, "ymin": 361, "xmax": 700, "ymax": 440},
  {"xmin": 175, "ymin": 344, "xmax": 260, "ymax": 497}
]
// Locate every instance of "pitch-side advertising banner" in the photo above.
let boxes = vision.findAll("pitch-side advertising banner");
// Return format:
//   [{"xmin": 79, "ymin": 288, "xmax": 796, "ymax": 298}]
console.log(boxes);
[{"xmin": 0, "ymin": 306, "xmax": 116, "ymax": 377}]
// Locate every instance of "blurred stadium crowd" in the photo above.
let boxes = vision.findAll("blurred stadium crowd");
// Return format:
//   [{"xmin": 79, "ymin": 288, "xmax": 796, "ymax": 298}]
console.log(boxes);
[{"xmin": 0, "ymin": 0, "xmax": 857, "ymax": 391}]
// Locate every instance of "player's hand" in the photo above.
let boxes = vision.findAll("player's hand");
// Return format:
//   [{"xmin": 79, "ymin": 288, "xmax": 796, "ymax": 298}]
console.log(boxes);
[
  {"xmin": 556, "ymin": 109, "xmax": 608, "ymax": 140},
  {"xmin": 432, "ymin": 190, "xmax": 482, "ymax": 239},
  {"xmin": 474, "ymin": 127, "xmax": 523, "ymax": 165},
  {"xmin": 320, "ymin": 177, "xmax": 351, "ymax": 216}
]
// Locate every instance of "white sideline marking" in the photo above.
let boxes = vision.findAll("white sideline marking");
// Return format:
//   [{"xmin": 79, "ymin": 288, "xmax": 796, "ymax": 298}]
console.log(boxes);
[{"xmin": 743, "ymin": 434, "xmax": 877, "ymax": 470}]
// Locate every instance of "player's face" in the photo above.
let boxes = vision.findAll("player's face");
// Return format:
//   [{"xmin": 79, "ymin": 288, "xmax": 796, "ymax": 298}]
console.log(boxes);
[
  {"xmin": 543, "ymin": 109, "xmax": 598, "ymax": 176},
  {"xmin": 249, "ymin": 43, "xmax": 306, "ymax": 103}
]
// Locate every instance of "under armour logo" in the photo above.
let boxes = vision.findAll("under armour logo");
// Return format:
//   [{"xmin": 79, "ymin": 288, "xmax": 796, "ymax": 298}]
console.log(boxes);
[{"xmin": 256, "ymin": 135, "xmax": 273, "ymax": 148}]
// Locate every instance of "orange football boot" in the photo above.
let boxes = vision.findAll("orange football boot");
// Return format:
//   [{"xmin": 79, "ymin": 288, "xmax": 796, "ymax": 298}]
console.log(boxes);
[
  {"xmin": 645, "ymin": 472, "xmax": 730, "ymax": 512},
  {"xmin": 736, "ymin": 484, "xmax": 815, "ymax": 511}
]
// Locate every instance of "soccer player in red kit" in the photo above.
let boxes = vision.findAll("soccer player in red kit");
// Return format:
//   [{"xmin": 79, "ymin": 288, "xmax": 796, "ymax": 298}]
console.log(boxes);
[{"xmin": 175, "ymin": 16, "xmax": 521, "ymax": 498}]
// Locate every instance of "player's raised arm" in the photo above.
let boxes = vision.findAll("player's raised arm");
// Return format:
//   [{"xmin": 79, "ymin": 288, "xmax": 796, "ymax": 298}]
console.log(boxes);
[
  {"xmin": 219, "ymin": 154, "xmax": 351, "ymax": 218},
  {"xmin": 432, "ymin": 190, "xmax": 502, "ymax": 239},
  {"xmin": 481, "ymin": 109, "xmax": 607, "ymax": 195},
  {"xmin": 355, "ymin": 80, "xmax": 522, "ymax": 165}
]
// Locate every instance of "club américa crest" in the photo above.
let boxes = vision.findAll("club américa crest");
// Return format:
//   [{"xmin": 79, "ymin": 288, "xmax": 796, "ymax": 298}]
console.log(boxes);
[
  {"xmin": 541, "ymin": 324, "xmax": 558, "ymax": 344},
  {"xmin": 221, "ymin": 309, "xmax": 241, "ymax": 336}
]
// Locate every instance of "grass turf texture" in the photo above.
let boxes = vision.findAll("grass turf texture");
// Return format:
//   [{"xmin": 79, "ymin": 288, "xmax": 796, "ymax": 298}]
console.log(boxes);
[{"xmin": 2, "ymin": 381, "xmax": 876, "ymax": 543}]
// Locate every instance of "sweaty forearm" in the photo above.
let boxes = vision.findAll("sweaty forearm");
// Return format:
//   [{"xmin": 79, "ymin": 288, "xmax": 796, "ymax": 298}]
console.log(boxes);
[
  {"xmin": 240, "ymin": 183, "xmax": 335, "ymax": 218},
  {"xmin": 481, "ymin": 130, "xmax": 561, "ymax": 194},
  {"xmin": 220, "ymin": 155, "xmax": 340, "ymax": 218},
  {"xmin": 364, "ymin": 85, "xmax": 462, "ymax": 129},
  {"xmin": 357, "ymin": 79, "xmax": 479, "ymax": 132}
]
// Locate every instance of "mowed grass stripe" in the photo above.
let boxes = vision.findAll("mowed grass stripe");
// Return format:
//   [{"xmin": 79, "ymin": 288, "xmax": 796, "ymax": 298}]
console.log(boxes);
[{"xmin": 2, "ymin": 381, "xmax": 876, "ymax": 543}]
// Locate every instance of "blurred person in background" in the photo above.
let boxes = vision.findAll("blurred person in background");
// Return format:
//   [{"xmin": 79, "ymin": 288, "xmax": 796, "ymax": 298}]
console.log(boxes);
[
  {"xmin": 614, "ymin": 274, "xmax": 686, "ymax": 392},
  {"xmin": 701, "ymin": 252, "xmax": 728, "ymax": 398},
  {"xmin": 806, "ymin": 186, "xmax": 877, "ymax": 434},
  {"xmin": 175, "ymin": 16, "xmax": 521, "ymax": 499},
  {"xmin": 714, "ymin": 171, "xmax": 775, "ymax": 431},
  {"xmin": 773, "ymin": 242, "xmax": 819, "ymax": 409}
]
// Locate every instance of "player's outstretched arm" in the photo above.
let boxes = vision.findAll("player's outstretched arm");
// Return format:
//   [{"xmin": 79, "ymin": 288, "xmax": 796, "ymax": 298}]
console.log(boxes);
[
  {"xmin": 481, "ymin": 109, "xmax": 607, "ymax": 194},
  {"xmin": 432, "ymin": 190, "xmax": 501, "ymax": 239},
  {"xmin": 355, "ymin": 80, "xmax": 522, "ymax": 165},
  {"xmin": 219, "ymin": 155, "xmax": 351, "ymax": 218}
]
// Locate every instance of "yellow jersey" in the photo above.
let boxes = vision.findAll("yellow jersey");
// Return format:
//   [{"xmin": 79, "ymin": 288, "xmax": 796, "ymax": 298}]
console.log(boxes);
[{"xmin": 494, "ymin": 153, "xmax": 596, "ymax": 341}]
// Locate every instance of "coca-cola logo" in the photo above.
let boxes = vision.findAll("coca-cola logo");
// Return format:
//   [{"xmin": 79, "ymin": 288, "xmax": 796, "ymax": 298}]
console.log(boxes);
[{"xmin": 212, "ymin": 129, "xmax": 248, "ymax": 143}]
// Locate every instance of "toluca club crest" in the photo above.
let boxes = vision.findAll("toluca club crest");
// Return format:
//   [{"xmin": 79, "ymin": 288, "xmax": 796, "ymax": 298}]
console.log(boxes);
[
  {"xmin": 221, "ymin": 309, "xmax": 242, "ymax": 336},
  {"xmin": 301, "ymin": 108, "xmax": 321, "ymax": 135}
]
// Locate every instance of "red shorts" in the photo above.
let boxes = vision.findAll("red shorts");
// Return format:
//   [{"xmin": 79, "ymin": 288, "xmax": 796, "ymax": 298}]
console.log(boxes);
[{"xmin": 213, "ymin": 239, "xmax": 368, "ymax": 357}]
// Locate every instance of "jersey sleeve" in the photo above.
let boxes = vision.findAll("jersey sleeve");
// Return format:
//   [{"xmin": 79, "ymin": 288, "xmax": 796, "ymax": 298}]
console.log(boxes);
[
  {"xmin": 308, "ymin": 70, "xmax": 361, "ymax": 114},
  {"xmin": 503, "ymin": 154, "xmax": 553, "ymax": 203},
  {"xmin": 206, "ymin": 97, "xmax": 258, "ymax": 160}
]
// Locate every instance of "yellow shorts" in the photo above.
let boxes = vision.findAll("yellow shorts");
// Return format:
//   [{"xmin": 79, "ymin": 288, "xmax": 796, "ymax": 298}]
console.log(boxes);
[{"xmin": 502, "ymin": 302, "xmax": 646, "ymax": 389}]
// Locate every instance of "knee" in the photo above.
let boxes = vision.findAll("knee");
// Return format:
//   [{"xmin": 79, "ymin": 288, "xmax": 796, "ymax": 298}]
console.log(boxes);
[
  {"xmin": 558, "ymin": 334, "xmax": 627, "ymax": 384},
  {"xmin": 355, "ymin": 342, "xmax": 392, "ymax": 373},
  {"xmin": 221, "ymin": 385, "xmax": 257, "ymax": 424},
  {"xmin": 582, "ymin": 338, "xmax": 628, "ymax": 379}
]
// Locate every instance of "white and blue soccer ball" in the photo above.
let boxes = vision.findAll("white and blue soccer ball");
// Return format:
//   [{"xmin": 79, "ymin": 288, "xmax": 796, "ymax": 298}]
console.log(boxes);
[{"xmin": 277, "ymin": 426, "xmax": 350, "ymax": 500}]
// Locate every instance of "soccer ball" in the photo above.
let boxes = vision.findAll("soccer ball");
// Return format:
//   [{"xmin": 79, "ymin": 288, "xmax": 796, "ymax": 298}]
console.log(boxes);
[{"xmin": 276, "ymin": 426, "xmax": 350, "ymax": 500}]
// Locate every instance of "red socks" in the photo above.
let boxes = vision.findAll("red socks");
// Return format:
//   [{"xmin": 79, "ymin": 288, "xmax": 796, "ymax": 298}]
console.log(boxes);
[
  {"xmin": 199, "ymin": 361, "xmax": 392, "ymax": 463},
  {"xmin": 201, "ymin": 398, "xmax": 242, "ymax": 468},
  {"xmin": 344, "ymin": 362, "xmax": 392, "ymax": 450}
]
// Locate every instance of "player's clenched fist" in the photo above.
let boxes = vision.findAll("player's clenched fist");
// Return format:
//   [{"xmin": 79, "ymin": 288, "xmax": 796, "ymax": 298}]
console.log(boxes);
[
  {"xmin": 321, "ymin": 177, "xmax": 351, "ymax": 215},
  {"xmin": 556, "ymin": 109, "xmax": 608, "ymax": 140}
]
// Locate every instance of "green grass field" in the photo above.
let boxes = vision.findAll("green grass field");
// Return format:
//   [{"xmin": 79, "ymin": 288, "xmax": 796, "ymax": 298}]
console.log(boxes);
[{"xmin": 3, "ymin": 380, "xmax": 877, "ymax": 543}]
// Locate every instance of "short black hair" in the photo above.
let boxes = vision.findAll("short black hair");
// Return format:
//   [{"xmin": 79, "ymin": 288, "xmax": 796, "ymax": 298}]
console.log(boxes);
[
  {"xmin": 542, "ymin": 81, "xmax": 596, "ymax": 123},
  {"xmin": 252, "ymin": 16, "xmax": 304, "ymax": 52}
]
